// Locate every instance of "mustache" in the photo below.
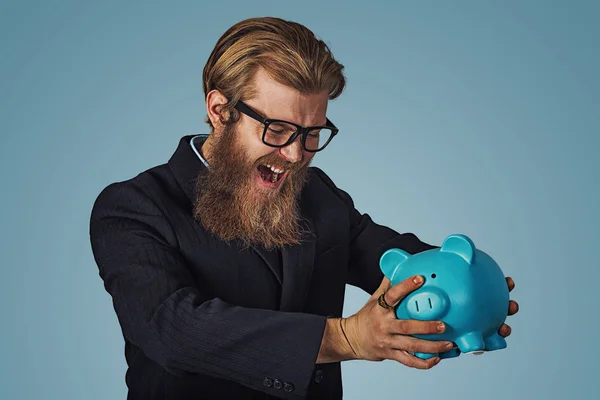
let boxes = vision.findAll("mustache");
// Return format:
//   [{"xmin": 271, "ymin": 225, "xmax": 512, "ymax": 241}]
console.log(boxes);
[{"xmin": 253, "ymin": 153, "xmax": 304, "ymax": 173}]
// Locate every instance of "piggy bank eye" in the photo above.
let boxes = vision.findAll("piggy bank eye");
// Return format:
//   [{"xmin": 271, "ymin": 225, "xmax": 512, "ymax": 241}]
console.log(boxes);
[{"xmin": 431, "ymin": 273, "xmax": 437, "ymax": 278}]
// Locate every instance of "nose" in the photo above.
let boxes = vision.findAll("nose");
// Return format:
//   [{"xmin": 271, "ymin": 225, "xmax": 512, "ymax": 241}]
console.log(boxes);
[
  {"xmin": 405, "ymin": 287, "xmax": 450, "ymax": 321},
  {"xmin": 278, "ymin": 136, "xmax": 304, "ymax": 164}
]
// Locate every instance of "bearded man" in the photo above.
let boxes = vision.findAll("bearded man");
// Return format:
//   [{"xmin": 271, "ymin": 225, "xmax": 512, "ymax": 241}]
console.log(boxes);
[{"xmin": 89, "ymin": 16, "xmax": 518, "ymax": 400}]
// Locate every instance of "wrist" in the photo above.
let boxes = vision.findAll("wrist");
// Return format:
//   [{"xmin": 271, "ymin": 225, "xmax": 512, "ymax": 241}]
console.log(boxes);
[
  {"xmin": 317, "ymin": 317, "xmax": 360, "ymax": 364},
  {"xmin": 340, "ymin": 316, "xmax": 362, "ymax": 361}
]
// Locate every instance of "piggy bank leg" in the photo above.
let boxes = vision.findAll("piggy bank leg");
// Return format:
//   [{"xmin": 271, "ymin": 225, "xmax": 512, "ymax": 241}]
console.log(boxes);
[
  {"xmin": 484, "ymin": 332, "xmax": 507, "ymax": 351},
  {"xmin": 455, "ymin": 332, "xmax": 485, "ymax": 355},
  {"xmin": 413, "ymin": 352, "xmax": 439, "ymax": 360}
]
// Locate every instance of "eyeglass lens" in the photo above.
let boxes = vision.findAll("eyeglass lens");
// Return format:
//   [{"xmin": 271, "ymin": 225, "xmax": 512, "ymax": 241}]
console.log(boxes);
[{"xmin": 265, "ymin": 121, "xmax": 333, "ymax": 151}]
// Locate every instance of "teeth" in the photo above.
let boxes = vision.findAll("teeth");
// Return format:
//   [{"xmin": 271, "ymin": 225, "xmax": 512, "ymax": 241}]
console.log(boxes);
[{"xmin": 266, "ymin": 164, "xmax": 285, "ymax": 174}]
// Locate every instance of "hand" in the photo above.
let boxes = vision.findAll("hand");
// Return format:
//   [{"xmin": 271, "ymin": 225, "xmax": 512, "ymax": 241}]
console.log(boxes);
[
  {"xmin": 342, "ymin": 275, "xmax": 453, "ymax": 370},
  {"xmin": 498, "ymin": 276, "xmax": 519, "ymax": 338}
]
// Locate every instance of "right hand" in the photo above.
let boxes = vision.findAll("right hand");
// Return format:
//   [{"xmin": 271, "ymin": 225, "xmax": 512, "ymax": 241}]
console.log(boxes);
[{"xmin": 342, "ymin": 275, "xmax": 454, "ymax": 369}]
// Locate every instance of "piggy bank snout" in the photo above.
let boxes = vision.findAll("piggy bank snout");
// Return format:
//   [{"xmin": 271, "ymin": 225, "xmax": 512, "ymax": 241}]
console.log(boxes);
[{"xmin": 405, "ymin": 288, "xmax": 450, "ymax": 320}]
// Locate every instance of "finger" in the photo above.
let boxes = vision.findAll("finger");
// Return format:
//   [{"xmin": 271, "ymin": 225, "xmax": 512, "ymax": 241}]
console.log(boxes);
[
  {"xmin": 384, "ymin": 275, "xmax": 424, "ymax": 307},
  {"xmin": 508, "ymin": 300, "xmax": 519, "ymax": 315},
  {"xmin": 391, "ymin": 319, "xmax": 449, "ymax": 336},
  {"xmin": 394, "ymin": 335, "xmax": 455, "ymax": 355},
  {"xmin": 392, "ymin": 350, "xmax": 440, "ymax": 370},
  {"xmin": 373, "ymin": 276, "xmax": 392, "ymax": 297},
  {"xmin": 506, "ymin": 277, "xmax": 515, "ymax": 292},
  {"xmin": 498, "ymin": 323, "xmax": 511, "ymax": 337}
]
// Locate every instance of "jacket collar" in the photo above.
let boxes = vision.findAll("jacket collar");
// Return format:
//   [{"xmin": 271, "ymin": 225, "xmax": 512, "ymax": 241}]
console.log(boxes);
[
  {"xmin": 168, "ymin": 134, "xmax": 207, "ymax": 204},
  {"xmin": 167, "ymin": 134, "xmax": 317, "ymax": 312}
]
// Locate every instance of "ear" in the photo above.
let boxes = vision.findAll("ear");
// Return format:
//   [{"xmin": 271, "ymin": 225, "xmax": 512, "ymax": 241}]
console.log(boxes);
[
  {"xmin": 206, "ymin": 89, "xmax": 230, "ymax": 129},
  {"xmin": 440, "ymin": 234, "xmax": 476, "ymax": 264},
  {"xmin": 379, "ymin": 248, "xmax": 410, "ymax": 280}
]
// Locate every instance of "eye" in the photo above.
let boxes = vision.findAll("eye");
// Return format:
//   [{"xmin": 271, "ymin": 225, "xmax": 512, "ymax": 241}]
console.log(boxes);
[
  {"xmin": 268, "ymin": 127, "xmax": 285, "ymax": 135},
  {"xmin": 431, "ymin": 273, "xmax": 437, "ymax": 278}
]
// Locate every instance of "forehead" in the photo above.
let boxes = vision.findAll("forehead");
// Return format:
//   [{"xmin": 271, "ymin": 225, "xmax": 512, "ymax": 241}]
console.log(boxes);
[{"xmin": 247, "ymin": 67, "xmax": 329, "ymax": 126}]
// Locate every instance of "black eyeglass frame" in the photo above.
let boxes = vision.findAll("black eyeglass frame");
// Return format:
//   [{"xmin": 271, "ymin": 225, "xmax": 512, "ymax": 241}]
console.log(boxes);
[{"xmin": 233, "ymin": 100, "xmax": 339, "ymax": 153}]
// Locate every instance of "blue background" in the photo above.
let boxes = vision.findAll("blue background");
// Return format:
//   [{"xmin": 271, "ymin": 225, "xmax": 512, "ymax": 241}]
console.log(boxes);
[{"xmin": 2, "ymin": 0, "xmax": 598, "ymax": 399}]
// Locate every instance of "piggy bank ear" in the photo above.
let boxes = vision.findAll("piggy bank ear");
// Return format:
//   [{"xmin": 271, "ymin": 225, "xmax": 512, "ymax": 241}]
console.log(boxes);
[
  {"xmin": 440, "ymin": 234, "xmax": 476, "ymax": 264},
  {"xmin": 380, "ymin": 248, "xmax": 410, "ymax": 280}
]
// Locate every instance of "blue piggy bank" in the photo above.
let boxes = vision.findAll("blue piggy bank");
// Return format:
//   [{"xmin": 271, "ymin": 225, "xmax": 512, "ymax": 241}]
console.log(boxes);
[{"xmin": 379, "ymin": 234, "xmax": 509, "ymax": 360}]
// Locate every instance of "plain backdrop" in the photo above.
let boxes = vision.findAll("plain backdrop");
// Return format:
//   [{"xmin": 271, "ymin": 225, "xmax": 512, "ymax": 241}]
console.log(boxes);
[{"xmin": 1, "ymin": 0, "xmax": 598, "ymax": 399}]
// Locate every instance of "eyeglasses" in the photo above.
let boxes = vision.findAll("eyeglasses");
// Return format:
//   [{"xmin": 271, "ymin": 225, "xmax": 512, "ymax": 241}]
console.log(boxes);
[{"xmin": 233, "ymin": 100, "xmax": 339, "ymax": 152}]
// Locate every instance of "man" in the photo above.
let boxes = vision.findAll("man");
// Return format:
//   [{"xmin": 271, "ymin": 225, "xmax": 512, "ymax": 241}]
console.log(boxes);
[{"xmin": 89, "ymin": 17, "xmax": 518, "ymax": 399}]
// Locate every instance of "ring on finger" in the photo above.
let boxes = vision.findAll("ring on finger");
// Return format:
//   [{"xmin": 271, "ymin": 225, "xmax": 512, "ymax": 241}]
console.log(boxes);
[{"xmin": 377, "ymin": 292, "xmax": 395, "ymax": 310}]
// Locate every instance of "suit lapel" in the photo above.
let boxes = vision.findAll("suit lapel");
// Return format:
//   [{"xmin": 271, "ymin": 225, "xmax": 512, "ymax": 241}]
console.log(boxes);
[
  {"xmin": 249, "ymin": 201, "xmax": 317, "ymax": 311},
  {"xmin": 251, "ymin": 246, "xmax": 283, "ymax": 286}
]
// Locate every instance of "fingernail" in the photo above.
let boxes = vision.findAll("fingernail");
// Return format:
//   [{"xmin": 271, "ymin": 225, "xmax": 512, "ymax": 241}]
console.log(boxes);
[
  {"xmin": 434, "ymin": 357, "xmax": 441, "ymax": 364},
  {"xmin": 437, "ymin": 323, "xmax": 445, "ymax": 332},
  {"xmin": 413, "ymin": 275, "xmax": 423, "ymax": 284},
  {"xmin": 446, "ymin": 342, "xmax": 453, "ymax": 349}
]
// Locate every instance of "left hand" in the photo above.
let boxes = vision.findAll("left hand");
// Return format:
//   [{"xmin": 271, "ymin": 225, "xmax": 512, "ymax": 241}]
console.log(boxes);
[{"xmin": 498, "ymin": 276, "xmax": 519, "ymax": 338}]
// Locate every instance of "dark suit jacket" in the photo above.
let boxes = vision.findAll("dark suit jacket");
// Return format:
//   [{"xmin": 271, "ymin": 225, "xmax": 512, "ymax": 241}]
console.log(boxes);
[{"xmin": 89, "ymin": 134, "xmax": 435, "ymax": 399}]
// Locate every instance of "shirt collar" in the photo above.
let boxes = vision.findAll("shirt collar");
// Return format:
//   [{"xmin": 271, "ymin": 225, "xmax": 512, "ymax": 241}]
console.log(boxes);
[{"xmin": 190, "ymin": 134, "xmax": 210, "ymax": 168}]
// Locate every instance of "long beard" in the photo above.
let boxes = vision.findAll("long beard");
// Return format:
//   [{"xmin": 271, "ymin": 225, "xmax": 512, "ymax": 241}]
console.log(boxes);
[{"xmin": 193, "ymin": 124, "xmax": 311, "ymax": 250}]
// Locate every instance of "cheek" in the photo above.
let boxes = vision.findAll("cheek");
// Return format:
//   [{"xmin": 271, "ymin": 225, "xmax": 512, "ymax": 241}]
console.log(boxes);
[
  {"xmin": 246, "ymin": 141, "xmax": 280, "ymax": 165},
  {"xmin": 236, "ymin": 122, "xmax": 269, "ymax": 159}
]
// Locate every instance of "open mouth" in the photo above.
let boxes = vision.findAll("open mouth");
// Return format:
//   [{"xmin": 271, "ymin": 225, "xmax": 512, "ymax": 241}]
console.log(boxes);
[{"xmin": 257, "ymin": 163, "xmax": 286, "ymax": 184}]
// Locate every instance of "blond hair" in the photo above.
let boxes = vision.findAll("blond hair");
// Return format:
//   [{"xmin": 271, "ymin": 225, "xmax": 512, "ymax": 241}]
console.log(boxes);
[{"xmin": 202, "ymin": 17, "xmax": 346, "ymax": 130}]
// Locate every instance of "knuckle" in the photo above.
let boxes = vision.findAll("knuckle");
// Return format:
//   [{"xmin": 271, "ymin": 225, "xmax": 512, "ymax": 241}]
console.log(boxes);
[
  {"xmin": 374, "ymin": 320, "xmax": 386, "ymax": 335},
  {"xmin": 404, "ymin": 279, "xmax": 418, "ymax": 292},
  {"xmin": 396, "ymin": 320, "xmax": 409, "ymax": 334},
  {"xmin": 374, "ymin": 335, "xmax": 388, "ymax": 350},
  {"xmin": 393, "ymin": 278, "xmax": 415, "ymax": 297},
  {"xmin": 405, "ymin": 340, "xmax": 419, "ymax": 353}
]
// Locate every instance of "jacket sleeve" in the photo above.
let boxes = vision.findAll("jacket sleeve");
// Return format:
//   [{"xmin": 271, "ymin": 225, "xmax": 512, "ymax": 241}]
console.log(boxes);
[
  {"xmin": 89, "ymin": 181, "xmax": 326, "ymax": 399},
  {"xmin": 312, "ymin": 167, "xmax": 438, "ymax": 295}
]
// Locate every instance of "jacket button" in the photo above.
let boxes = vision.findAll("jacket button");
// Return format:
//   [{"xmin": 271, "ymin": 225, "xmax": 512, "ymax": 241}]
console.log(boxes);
[
  {"xmin": 315, "ymin": 369, "xmax": 324, "ymax": 383},
  {"xmin": 263, "ymin": 377, "xmax": 273, "ymax": 388},
  {"xmin": 273, "ymin": 379, "xmax": 283, "ymax": 390},
  {"xmin": 284, "ymin": 382, "xmax": 295, "ymax": 392}
]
